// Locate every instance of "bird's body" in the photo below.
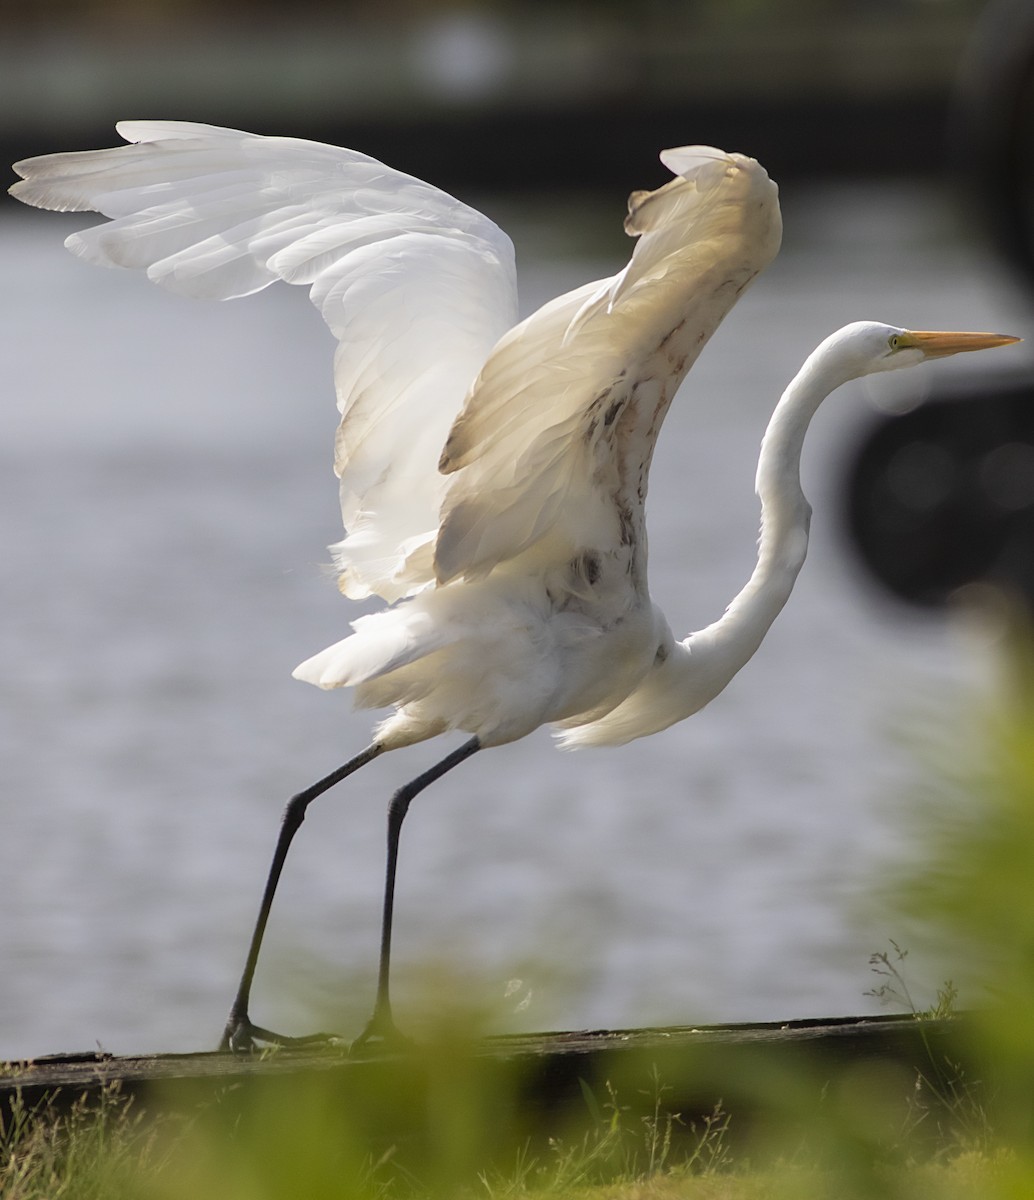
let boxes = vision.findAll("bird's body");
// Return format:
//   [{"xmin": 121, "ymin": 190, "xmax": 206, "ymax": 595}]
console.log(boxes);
[
  {"xmin": 10, "ymin": 123, "xmax": 1018, "ymax": 1050},
  {"xmin": 298, "ymin": 138, "xmax": 784, "ymax": 752}
]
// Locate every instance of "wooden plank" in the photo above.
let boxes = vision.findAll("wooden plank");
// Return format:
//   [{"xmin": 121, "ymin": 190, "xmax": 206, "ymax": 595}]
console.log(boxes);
[{"xmin": 1, "ymin": 1013, "xmax": 963, "ymax": 1146}]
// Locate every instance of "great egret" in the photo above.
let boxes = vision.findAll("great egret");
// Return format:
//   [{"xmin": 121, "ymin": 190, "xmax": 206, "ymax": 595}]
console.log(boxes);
[{"xmin": 10, "ymin": 122, "xmax": 1019, "ymax": 1054}]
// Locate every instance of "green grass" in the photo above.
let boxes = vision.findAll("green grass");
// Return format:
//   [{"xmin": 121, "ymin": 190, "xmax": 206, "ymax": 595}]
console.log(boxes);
[
  {"xmin": 0, "ymin": 1082, "xmax": 176, "ymax": 1200},
  {"xmin": 0, "ymin": 1080, "xmax": 1020, "ymax": 1200}
]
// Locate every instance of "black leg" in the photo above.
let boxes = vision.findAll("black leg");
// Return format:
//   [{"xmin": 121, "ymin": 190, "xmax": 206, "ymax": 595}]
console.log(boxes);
[
  {"xmin": 220, "ymin": 742, "xmax": 383, "ymax": 1053},
  {"xmin": 351, "ymin": 736, "xmax": 481, "ymax": 1053}
]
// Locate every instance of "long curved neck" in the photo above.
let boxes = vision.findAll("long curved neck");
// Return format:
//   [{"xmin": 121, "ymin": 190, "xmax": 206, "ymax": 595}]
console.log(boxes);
[
  {"xmin": 558, "ymin": 338, "xmax": 868, "ymax": 750},
  {"xmin": 690, "ymin": 346, "xmax": 852, "ymax": 676}
]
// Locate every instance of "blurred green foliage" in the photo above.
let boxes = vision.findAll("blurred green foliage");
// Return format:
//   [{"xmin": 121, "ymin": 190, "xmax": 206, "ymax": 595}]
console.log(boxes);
[{"xmin": 888, "ymin": 653, "xmax": 1034, "ymax": 1177}]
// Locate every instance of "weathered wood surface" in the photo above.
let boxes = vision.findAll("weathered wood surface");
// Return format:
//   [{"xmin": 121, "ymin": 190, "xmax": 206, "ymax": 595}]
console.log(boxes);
[{"xmin": 1, "ymin": 1013, "xmax": 962, "ymax": 1141}]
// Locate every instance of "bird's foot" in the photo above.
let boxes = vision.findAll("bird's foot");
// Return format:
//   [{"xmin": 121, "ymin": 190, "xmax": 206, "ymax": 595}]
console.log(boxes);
[
  {"xmin": 349, "ymin": 1008, "xmax": 414, "ymax": 1056},
  {"xmin": 219, "ymin": 1012, "xmax": 345, "ymax": 1055}
]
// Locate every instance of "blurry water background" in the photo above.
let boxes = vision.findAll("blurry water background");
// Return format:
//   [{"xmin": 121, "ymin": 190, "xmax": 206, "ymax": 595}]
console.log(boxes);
[{"xmin": 1, "ymin": 172, "xmax": 1029, "ymax": 1058}]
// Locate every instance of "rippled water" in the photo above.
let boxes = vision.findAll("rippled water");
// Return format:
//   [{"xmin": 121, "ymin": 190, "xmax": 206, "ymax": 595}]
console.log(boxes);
[{"xmin": 1, "ymin": 181, "xmax": 1029, "ymax": 1058}]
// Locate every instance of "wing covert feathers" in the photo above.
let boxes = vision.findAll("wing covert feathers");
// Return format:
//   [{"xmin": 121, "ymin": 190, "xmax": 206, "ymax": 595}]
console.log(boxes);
[{"xmin": 433, "ymin": 147, "xmax": 781, "ymax": 585}]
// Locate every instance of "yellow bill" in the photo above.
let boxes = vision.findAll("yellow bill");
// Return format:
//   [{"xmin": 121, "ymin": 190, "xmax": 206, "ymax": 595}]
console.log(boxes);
[{"xmin": 901, "ymin": 330, "xmax": 1022, "ymax": 358}]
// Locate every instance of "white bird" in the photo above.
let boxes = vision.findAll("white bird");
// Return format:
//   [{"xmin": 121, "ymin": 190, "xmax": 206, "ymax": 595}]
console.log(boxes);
[{"xmin": 10, "ymin": 122, "xmax": 1019, "ymax": 1054}]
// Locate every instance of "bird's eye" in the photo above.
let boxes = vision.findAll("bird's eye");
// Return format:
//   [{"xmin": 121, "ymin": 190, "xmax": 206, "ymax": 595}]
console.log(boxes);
[{"xmin": 888, "ymin": 334, "xmax": 902, "ymax": 351}]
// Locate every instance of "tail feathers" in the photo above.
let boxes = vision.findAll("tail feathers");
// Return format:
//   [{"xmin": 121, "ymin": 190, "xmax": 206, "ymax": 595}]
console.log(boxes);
[{"xmin": 292, "ymin": 607, "xmax": 453, "ymax": 691}]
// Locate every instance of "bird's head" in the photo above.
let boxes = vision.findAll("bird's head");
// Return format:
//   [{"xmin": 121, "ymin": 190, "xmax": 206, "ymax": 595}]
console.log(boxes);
[{"xmin": 831, "ymin": 320, "xmax": 1021, "ymax": 380}]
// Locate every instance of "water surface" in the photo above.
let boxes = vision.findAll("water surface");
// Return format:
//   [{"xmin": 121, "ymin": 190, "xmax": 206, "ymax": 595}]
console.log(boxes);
[{"xmin": 1, "ymin": 181, "xmax": 1029, "ymax": 1057}]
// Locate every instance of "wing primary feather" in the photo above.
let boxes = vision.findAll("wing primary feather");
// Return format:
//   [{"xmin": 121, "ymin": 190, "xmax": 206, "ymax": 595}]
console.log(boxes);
[{"xmin": 10, "ymin": 121, "xmax": 519, "ymax": 603}]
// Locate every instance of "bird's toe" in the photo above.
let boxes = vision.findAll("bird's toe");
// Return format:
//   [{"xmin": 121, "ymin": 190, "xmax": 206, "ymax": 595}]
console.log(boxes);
[
  {"xmin": 349, "ymin": 1011, "xmax": 414, "ymax": 1056},
  {"xmin": 220, "ymin": 1014, "xmax": 344, "ymax": 1054}
]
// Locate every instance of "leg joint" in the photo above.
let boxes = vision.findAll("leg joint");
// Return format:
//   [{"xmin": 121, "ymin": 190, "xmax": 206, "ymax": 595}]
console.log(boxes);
[
  {"xmin": 386, "ymin": 787, "xmax": 412, "ymax": 834},
  {"xmin": 282, "ymin": 790, "xmax": 310, "ymax": 835}
]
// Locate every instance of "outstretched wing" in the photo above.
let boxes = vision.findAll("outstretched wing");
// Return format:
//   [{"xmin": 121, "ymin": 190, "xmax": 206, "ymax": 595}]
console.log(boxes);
[
  {"xmin": 433, "ymin": 147, "xmax": 782, "ymax": 587},
  {"xmin": 10, "ymin": 121, "xmax": 518, "ymax": 602}
]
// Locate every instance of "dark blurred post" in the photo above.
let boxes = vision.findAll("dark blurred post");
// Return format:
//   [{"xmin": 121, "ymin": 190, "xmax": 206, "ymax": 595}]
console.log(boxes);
[{"xmin": 847, "ymin": 0, "xmax": 1034, "ymax": 628}]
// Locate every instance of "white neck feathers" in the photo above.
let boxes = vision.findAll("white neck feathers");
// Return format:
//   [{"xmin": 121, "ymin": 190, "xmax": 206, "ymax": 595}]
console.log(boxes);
[{"xmin": 687, "ymin": 340, "xmax": 855, "ymax": 685}]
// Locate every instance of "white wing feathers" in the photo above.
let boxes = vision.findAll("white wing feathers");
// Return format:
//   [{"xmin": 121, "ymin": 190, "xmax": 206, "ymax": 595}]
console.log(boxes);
[
  {"xmin": 434, "ymin": 147, "xmax": 781, "ymax": 585},
  {"xmin": 11, "ymin": 127, "xmax": 779, "ymax": 648},
  {"xmin": 10, "ymin": 121, "xmax": 518, "ymax": 602}
]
